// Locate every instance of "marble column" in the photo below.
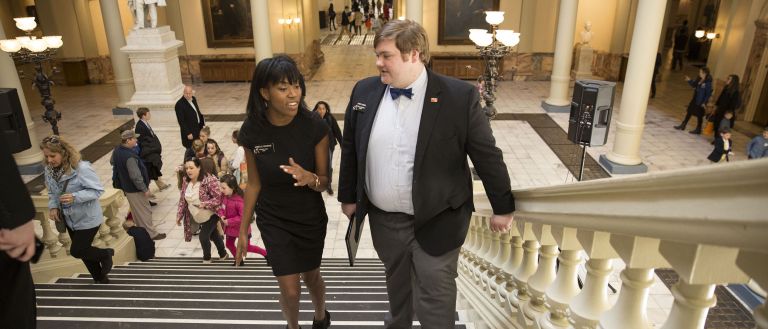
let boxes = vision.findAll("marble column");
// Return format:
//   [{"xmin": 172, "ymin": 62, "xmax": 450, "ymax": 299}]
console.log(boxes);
[
  {"xmin": 99, "ymin": 0, "xmax": 135, "ymax": 109},
  {"xmin": 406, "ymin": 0, "xmax": 423, "ymax": 24},
  {"xmin": 599, "ymin": 0, "xmax": 668, "ymax": 174},
  {"xmin": 252, "ymin": 0, "xmax": 273, "ymax": 62},
  {"xmin": 0, "ymin": 23, "xmax": 43, "ymax": 174},
  {"xmin": 541, "ymin": 0, "xmax": 579, "ymax": 113}
]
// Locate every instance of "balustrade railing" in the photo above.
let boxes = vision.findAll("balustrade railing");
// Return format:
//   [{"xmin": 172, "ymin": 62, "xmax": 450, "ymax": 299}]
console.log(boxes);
[
  {"xmin": 459, "ymin": 159, "xmax": 768, "ymax": 329},
  {"xmin": 30, "ymin": 188, "xmax": 128, "ymax": 262}
]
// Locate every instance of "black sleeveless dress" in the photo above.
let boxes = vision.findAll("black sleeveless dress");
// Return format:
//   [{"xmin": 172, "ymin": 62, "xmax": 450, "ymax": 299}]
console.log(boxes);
[{"xmin": 239, "ymin": 111, "xmax": 329, "ymax": 276}]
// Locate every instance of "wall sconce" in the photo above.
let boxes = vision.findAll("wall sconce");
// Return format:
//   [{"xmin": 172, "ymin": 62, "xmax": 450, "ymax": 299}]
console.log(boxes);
[
  {"xmin": 694, "ymin": 29, "xmax": 719, "ymax": 40},
  {"xmin": 278, "ymin": 17, "xmax": 301, "ymax": 29}
]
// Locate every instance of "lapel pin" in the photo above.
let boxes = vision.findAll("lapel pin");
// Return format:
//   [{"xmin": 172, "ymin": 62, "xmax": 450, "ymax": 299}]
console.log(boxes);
[{"xmin": 431, "ymin": 97, "xmax": 438, "ymax": 103}]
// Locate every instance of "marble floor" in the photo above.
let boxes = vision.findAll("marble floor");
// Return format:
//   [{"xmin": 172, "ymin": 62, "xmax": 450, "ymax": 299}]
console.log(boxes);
[{"xmin": 21, "ymin": 40, "xmax": 763, "ymax": 327}]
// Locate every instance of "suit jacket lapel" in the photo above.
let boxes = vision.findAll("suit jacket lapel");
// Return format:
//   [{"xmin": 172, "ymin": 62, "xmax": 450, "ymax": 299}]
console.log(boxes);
[
  {"xmin": 359, "ymin": 81, "xmax": 388, "ymax": 164},
  {"xmin": 414, "ymin": 70, "xmax": 442, "ymax": 173}
]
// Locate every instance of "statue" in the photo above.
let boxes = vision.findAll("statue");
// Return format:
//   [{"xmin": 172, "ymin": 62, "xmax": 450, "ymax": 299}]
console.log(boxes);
[
  {"xmin": 128, "ymin": 0, "xmax": 167, "ymax": 30},
  {"xmin": 580, "ymin": 21, "xmax": 593, "ymax": 46}
]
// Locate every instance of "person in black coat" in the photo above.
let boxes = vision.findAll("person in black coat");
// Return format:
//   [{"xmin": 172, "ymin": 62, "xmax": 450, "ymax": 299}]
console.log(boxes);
[
  {"xmin": 312, "ymin": 101, "xmax": 343, "ymax": 195},
  {"xmin": 135, "ymin": 107, "xmax": 169, "ymax": 191},
  {"xmin": 713, "ymin": 74, "xmax": 741, "ymax": 131},
  {"xmin": 708, "ymin": 128, "xmax": 733, "ymax": 163},
  {"xmin": 0, "ymin": 133, "xmax": 38, "ymax": 329},
  {"xmin": 175, "ymin": 85, "xmax": 205, "ymax": 149}
]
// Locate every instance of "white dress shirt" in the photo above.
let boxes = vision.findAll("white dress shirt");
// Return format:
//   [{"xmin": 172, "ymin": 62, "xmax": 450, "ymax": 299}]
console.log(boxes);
[
  {"xmin": 365, "ymin": 67, "xmax": 428, "ymax": 214},
  {"xmin": 141, "ymin": 119, "xmax": 154, "ymax": 137},
  {"xmin": 187, "ymin": 98, "xmax": 201, "ymax": 123}
]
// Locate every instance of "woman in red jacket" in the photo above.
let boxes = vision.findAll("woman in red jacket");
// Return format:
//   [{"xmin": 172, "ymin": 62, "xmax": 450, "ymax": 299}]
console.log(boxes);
[{"xmin": 218, "ymin": 174, "xmax": 267, "ymax": 264}]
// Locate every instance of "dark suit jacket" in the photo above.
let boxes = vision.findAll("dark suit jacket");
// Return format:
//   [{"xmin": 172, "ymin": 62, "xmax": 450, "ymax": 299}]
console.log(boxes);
[
  {"xmin": 708, "ymin": 137, "xmax": 732, "ymax": 162},
  {"xmin": 174, "ymin": 96, "xmax": 205, "ymax": 148},
  {"xmin": 338, "ymin": 70, "xmax": 515, "ymax": 256},
  {"xmin": 134, "ymin": 120, "xmax": 163, "ymax": 168}
]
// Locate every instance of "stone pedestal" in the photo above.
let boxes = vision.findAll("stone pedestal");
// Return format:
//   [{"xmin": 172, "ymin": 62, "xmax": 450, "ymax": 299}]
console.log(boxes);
[
  {"xmin": 572, "ymin": 44, "xmax": 596, "ymax": 79},
  {"xmin": 121, "ymin": 26, "xmax": 184, "ymax": 127}
]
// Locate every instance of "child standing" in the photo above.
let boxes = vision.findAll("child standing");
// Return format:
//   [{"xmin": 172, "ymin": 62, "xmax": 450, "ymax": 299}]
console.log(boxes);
[
  {"xmin": 708, "ymin": 128, "xmax": 733, "ymax": 163},
  {"xmin": 218, "ymin": 174, "xmax": 267, "ymax": 264}
]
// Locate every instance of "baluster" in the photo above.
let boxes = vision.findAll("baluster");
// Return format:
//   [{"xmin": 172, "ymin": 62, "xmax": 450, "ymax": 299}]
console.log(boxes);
[
  {"xmin": 508, "ymin": 239, "xmax": 540, "ymax": 312},
  {"xmin": 539, "ymin": 249, "xmax": 583, "ymax": 329},
  {"xmin": 569, "ymin": 258, "xmax": 614, "ymax": 329},
  {"xmin": 735, "ymin": 250, "xmax": 768, "ymax": 329},
  {"xmin": 660, "ymin": 280, "xmax": 716, "ymax": 329},
  {"xmin": 103, "ymin": 194, "xmax": 126, "ymax": 239},
  {"xmin": 460, "ymin": 216, "xmax": 479, "ymax": 274},
  {"xmin": 601, "ymin": 236, "xmax": 670, "ymax": 329},
  {"xmin": 480, "ymin": 230, "xmax": 501, "ymax": 291},
  {"xmin": 600, "ymin": 268, "xmax": 655, "ymax": 329},
  {"xmin": 520, "ymin": 244, "xmax": 558, "ymax": 328},
  {"xmin": 473, "ymin": 216, "xmax": 492, "ymax": 283},
  {"xmin": 659, "ymin": 243, "xmax": 749, "ymax": 329},
  {"xmin": 754, "ymin": 303, "xmax": 768, "ymax": 329},
  {"xmin": 498, "ymin": 234, "xmax": 524, "ymax": 304},
  {"xmin": 58, "ymin": 228, "xmax": 72, "ymax": 256},
  {"xmin": 37, "ymin": 213, "xmax": 62, "ymax": 258},
  {"xmin": 569, "ymin": 230, "xmax": 619, "ymax": 329},
  {"xmin": 488, "ymin": 231, "xmax": 511, "ymax": 299},
  {"xmin": 98, "ymin": 220, "xmax": 114, "ymax": 246},
  {"xmin": 91, "ymin": 228, "xmax": 106, "ymax": 248}
]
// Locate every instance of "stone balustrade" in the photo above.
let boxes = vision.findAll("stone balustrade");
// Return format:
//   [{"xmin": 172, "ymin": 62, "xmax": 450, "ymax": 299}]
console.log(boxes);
[
  {"xmin": 30, "ymin": 188, "xmax": 136, "ymax": 283},
  {"xmin": 458, "ymin": 159, "xmax": 768, "ymax": 329}
]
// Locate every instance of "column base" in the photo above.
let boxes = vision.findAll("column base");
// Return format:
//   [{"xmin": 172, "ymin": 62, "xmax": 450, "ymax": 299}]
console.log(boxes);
[
  {"xmin": 541, "ymin": 100, "xmax": 570, "ymax": 113},
  {"xmin": 17, "ymin": 162, "xmax": 44, "ymax": 175},
  {"xmin": 598, "ymin": 154, "xmax": 648, "ymax": 175}
]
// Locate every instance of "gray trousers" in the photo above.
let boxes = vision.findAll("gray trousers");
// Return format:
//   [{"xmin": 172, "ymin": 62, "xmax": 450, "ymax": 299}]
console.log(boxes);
[
  {"xmin": 124, "ymin": 191, "xmax": 158, "ymax": 238},
  {"xmin": 368, "ymin": 207, "xmax": 460, "ymax": 329}
]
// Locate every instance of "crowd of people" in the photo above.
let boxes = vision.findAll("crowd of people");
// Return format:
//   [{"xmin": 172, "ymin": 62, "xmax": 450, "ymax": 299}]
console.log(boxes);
[
  {"xmin": 3, "ymin": 15, "xmax": 767, "ymax": 329},
  {"xmin": 330, "ymin": 0, "xmax": 390, "ymax": 41}
]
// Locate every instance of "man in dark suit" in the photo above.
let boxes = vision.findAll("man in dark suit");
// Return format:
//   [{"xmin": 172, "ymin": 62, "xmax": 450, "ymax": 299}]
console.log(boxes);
[
  {"xmin": 135, "ymin": 107, "xmax": 169, "ymax": 191},
  {"xmin": 338, "ymin": 20, "xmax": 514, "ymax": 328},
  {"xmin": 0, "ymin": 133, "xmax": 38, "ymax": 328},
  {"xmin": 174, "ymin": 85, "xmax": 205, "ymax": 149}
]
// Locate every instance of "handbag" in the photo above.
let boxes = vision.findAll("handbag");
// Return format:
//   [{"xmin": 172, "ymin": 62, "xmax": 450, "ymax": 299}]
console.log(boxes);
[
  {"xmin": 190, "ymin": 205, "xmax": 214, "ymax": 224},
  {"xmin": 55, "ymin": 179, "xmax": 70, "ymax": 233},
  {"xmin": 702, "ymin": 121, "xmax": 715, "ymax": 136}
]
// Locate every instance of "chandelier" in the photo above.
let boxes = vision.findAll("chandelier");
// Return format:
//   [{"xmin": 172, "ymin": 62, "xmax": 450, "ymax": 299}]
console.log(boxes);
[
  {"xmin": 0, "ymin": 17, "xmax": 64, "ymax": 135},
  {"xmin": 469, "ymin": 11, "xmax": 520, "ymax": 119}
]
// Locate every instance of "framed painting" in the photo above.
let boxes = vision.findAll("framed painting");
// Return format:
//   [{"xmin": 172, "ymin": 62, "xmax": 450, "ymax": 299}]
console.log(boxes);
[
  {"xmin": 438, "ymin": 0, "xmax": 500, "ymax": 45},
  {"xmin": 201, "ymin": 0, "xmax": 254, "ymax": 48}
]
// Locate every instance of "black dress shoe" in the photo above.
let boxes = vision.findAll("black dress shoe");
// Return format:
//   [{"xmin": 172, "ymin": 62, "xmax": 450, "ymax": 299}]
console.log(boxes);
[
  {"xmin": 673, "ymin": 125, "xmax": 685, "ymax": 130},
  {"xmin": 689, "ymin": 129, "xmax": 701, "ymax": 134},
  {"xmin": 149, "ymin": 201, "xmax": 157, "ymax": 207},
  {"xmin": 312, "ymin": 310, "xmax": 331, "ymax": 329},
  {"xmin": 101, "ymin": 248, "xmax": 115, "ymax": 279},
  {"xmin": 96, "ymin": 274, "xmax": 110, "ymax": 284}
]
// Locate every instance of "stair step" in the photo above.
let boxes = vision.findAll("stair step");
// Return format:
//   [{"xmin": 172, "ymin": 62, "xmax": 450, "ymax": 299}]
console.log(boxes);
[
  {"xmin": 36, "ymin": 257, "xmax": 472, "ymax": 329},
  {"xmin": 38, "ymin": 319, "xmax": 468, "ymax": 329}
]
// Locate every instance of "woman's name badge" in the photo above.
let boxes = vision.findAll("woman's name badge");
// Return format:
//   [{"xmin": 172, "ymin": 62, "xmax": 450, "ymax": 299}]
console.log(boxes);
[{"xmin": 252, "ymin": 143, "xmax": 275, "ymax": 154}]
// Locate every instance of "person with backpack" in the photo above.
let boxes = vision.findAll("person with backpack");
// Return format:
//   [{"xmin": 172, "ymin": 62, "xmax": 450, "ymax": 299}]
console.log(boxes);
[{"xmin": 112, "ymin": 130, "xmax": 166, "ymax": 241}]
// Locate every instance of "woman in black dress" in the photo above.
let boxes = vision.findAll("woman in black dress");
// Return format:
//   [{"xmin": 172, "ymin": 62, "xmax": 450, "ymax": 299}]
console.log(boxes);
[
  {"xmin": 712, "ymin": 74, "xmax": 741, "ymax": 132},
  {"xmin": 236, "ymin": 56, "xmax": 331, "ymax": 329},
  {"xmin": 312, "ymin": 101, "xmax": 342, "ymax": 195}
]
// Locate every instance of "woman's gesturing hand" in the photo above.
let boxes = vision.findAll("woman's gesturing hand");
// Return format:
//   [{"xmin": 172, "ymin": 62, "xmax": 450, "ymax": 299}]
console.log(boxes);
[{"xmin": 279, "ymin": 157, "xmax": 317, "ymax": 187}]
